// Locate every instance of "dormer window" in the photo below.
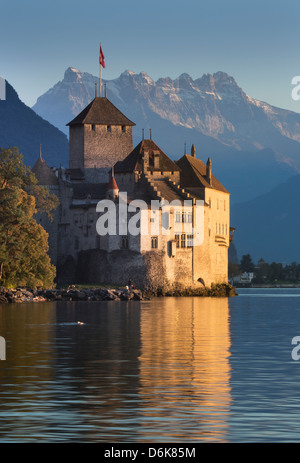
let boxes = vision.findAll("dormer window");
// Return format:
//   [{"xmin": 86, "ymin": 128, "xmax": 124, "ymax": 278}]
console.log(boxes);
[
  {"xmin": 153, "ymin": 152, "xmax": 160, "ymax": 169},
  {"xmin": 107, "ymin": 125, "xmax": 111, "ymax": 133}
]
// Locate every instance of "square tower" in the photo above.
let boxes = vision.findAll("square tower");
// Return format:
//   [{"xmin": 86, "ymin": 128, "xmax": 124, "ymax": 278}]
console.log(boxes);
[{"xmin": 67, "ymin": 96, "xmax": 135, "ymax": 181}]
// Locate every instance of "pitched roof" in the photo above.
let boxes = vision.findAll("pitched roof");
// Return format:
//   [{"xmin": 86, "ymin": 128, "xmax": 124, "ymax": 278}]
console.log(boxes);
[
  {"xmin": 114, "ymin": 139, "xmax": 181, "ymax": 173},
  {"xmin": 148, "ymin": 178, "xmax": 190, "ymax": 202},
  {"xmin": 32, "ymin": 156, "xmax": 59, "ymax": 186},
  {"xmin": 66, "ymin": 97, "xmax": 135, "ymax": 127},
  {"xmin": 176, "ymin": 154, "xmax": 229, "ymax": 194}
]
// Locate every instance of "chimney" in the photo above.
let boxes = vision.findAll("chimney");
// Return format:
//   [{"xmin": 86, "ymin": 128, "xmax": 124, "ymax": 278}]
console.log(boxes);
[
  {"xmin": 206, "ymin": 157, "xmax": 212, "ymax": 185},
  {"xmin": 191, "ymin": 144, "xmax": 196, "ymax": 158}
]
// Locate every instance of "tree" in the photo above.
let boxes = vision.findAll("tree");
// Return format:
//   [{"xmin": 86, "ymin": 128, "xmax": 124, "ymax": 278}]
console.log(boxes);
[
  {"xmin": 0, "ymin": 147, "xmax": 58, "ymax": 288},
  {"xmin": 239, "ymin": 254, "xmax": 255, "ymax": 273},
  {"xmin": 228, "ymin": 262, "xmax": 241, "ymax": 278}
]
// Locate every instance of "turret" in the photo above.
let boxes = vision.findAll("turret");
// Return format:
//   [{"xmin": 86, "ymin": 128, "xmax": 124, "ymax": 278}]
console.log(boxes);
[{"xmin": 106, "ymin": 169, "xmax": 119, "ymax": 200}]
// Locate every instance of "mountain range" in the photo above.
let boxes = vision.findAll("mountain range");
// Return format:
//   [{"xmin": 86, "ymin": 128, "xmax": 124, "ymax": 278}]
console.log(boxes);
[
  {"xmin": 2, "ymin": 67, "xmax": 300, "ymax": 263},
  {"xmin": 32, "ymin": 67, "xmax": 300, "ymax": 203}
]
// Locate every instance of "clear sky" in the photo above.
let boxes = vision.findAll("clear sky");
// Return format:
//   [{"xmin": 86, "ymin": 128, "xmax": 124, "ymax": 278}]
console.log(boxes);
[{"xmin": 1, "ymin": 0, "xmax": 300, "ymax": 112}]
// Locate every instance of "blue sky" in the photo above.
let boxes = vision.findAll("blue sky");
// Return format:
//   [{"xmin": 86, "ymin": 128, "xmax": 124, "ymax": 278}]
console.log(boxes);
[{"xmin": 1, "ymin": 0, "xmax": 300, "ymax": 112}]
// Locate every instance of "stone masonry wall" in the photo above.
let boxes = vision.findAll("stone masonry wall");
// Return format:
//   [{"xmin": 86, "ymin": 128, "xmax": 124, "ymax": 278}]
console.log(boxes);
[{"xmin": 84, "ymin": 125, "xmax": 133, "ymax": 169}]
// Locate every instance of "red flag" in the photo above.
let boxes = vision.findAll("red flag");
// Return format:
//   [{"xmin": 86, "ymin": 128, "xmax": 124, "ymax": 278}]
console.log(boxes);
[{"xmin": 99, "ymin": 45, "xmax": 105, "ymax": 68}]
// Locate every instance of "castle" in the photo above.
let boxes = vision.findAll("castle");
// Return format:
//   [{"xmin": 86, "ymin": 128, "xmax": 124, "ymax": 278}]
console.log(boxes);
[{"xmin": 32, "ymin": 95, "xmax": 232, "ymax": 290}]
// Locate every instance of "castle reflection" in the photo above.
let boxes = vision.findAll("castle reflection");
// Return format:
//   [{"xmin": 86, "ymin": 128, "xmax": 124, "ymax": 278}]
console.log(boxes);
[
  {"xmin": 0, "ymin": 298, "xmax": 232, "ymax": 442},
  {"xmin": 137, "ymin": 297, "xmax": 232, "ymax": 442}
]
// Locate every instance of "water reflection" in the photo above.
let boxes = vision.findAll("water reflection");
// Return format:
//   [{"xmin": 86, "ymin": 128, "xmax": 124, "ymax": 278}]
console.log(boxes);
[
  {"xmin": 138, "ymin": 297, "xmax": 232, "ymax": 442},
  {"xmin": 0, "ymin": 298, "xmax": 232, "ymax": 442}
]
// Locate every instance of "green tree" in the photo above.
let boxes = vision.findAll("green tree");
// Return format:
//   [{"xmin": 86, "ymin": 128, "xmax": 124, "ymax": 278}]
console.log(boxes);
[
  {"xmin": 0, "ymin": 147, "xmax": 58, "ymax": 288},
  {"xmin": 239, "ymin": 254, "xmax": 255, "ymax": 273}
]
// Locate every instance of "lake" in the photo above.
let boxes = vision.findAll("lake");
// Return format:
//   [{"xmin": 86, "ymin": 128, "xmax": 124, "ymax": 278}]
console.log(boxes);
[{"xmin": 0, "ymin": 287, "xmax": 300, "ymax": 443}]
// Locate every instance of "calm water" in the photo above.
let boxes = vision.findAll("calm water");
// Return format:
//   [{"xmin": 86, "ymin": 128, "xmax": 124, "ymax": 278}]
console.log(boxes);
[{"xmin": 0, "ymin": 287, "xmax": 300, "ymax": 443}]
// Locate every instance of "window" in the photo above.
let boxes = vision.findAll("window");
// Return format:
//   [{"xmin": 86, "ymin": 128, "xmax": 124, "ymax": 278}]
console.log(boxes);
[
  {"xmin": 222, "ymin": 224, "xmax": 224, "ymax": 235},
  {"xmin": 151, "ymin": 236, "xmax": 158, "ymax": 249},
  {"xmin": 188, "ymin": 212, "xmax": 193, "ymax": 223},
  {"xmin": 187, "ymin": 234, "xmax": 193, "ymax": 247},
  {"xmin": 121, "ymin": 236, "xmax": 129, "ymax": 249},
  {"xmin": 74, "ymin": 237, "xmax": 79, "ymax": 250},
  {"xmin": 175, "ymin": 211, "xmax": 181, "ymax": 223},
  {"xmin": 175, "ymin": 234, "xmax": 180, "ymax": 248},
  {"xmin": 91, "ymin": 124, "xmax": 95, "ymax": 131},
  {"xmin": 107, "ymin": 125, "xmax": 111, "ymax": 133},
  {"xmin": 181, "ymin": 234, "xmax": 186, "ymax": 248},
  {"xmin": 122, "ymin": 125, "xmax": 126, "ymax": 133}
]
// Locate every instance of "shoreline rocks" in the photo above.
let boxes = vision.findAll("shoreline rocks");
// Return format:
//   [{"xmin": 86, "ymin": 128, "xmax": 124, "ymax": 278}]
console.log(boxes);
[
  {"xmin": 0, "ymin": 286, "xmax": 145, "ymax": 303},
  {"xmin": 0, "ymin": 283, "xmax": 237, "ymax": 304},
  {"xmin": 145, "ymin": 283, "xmax": 237, "ymax": 298}
]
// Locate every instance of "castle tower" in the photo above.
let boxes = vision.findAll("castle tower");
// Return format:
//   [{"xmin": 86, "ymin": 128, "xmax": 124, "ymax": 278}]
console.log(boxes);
[{"xmin": 67, "ymin": 96, "xmax": 135, "ymax": 182}]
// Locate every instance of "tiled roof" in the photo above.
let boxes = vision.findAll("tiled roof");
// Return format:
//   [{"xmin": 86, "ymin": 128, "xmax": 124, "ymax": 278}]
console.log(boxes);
[
  {"xmin": 67, "ymin": 97, "xmax": 135, "ymax": 127},
  {"xmin": 149, "ymin": 178, "xmax": 188, "ymax": 203},
  {"xmin": 176, "ymin": 154, "xmax": 229, "ymax": 194},
  {"xmin": 114, "ymin": 139, "xmax": 181, "ymax": 173},
  {"xmin": 32, "ymin": 157, "xmax": 59, "ymax": 186}
]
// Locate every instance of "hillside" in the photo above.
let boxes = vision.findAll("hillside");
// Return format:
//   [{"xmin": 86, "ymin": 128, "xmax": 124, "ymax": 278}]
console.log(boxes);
[
  {"xmin": 0, "ymin": 80, "xmax": 68, "ymax": 167},
  {"xmin": 231, "ymin": 173, "xmax": 300, "ymax": 263}
]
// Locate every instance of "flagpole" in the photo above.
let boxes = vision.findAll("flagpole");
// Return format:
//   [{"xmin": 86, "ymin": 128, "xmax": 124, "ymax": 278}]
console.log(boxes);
[
  {"xmin": 100, "ymin": 62, "xmax": 102, "ymax": 97},
  {"xmin": 100, "ymin": 42, "xmax": 102, "ymax": 97}
]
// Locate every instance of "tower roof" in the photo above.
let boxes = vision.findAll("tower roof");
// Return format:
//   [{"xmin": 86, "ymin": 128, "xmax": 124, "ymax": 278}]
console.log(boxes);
[
  {"xmin": 32, "ymin": 156, "xmax": 59, "ymax": 186},
  {"xmin": 107, "ymin": 174, "xmax": 119, "ymax": 191},
  {"xmin": 114, "ymin": 139, "xmax": 181, "ymax": 173},
  {"xmin": 66, "ymin": 97, "xmax": 135, "ymax": 127}
]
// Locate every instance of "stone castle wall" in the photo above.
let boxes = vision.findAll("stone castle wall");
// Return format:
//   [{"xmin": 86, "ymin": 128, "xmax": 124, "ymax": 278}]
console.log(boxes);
[{"xmin": 84, "ymin": 124, "xmax": 133, "ymax": 169}]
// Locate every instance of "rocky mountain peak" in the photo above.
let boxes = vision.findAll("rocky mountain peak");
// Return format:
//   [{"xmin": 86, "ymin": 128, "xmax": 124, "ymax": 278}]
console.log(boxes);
[{"xmin": 63, "ymin": 67, "xmax": 83, "ymax": 82}]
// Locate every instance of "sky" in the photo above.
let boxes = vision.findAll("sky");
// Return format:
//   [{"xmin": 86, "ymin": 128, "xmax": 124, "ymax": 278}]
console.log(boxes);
[{"xmin": 1, "ymin": 0, "xmax": 300, "ymax": 112}]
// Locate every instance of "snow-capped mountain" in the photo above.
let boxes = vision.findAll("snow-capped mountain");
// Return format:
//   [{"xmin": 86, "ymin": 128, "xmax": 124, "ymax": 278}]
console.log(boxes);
[
  {"xmin": 32, "ymin": 67, "xmax": 300, "ymax": 203},
  {"xmin": 33, "ymin": 67, "xmax": 300, "ymax": 157}
]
